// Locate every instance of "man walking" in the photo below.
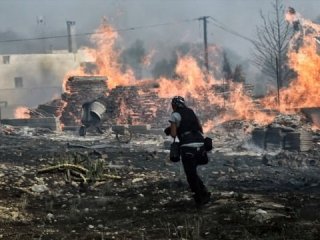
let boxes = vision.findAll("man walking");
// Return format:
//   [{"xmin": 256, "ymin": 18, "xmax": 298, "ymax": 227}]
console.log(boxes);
[{"xmin": 165, "ymin": 96, "xmax": 210, "ymax": 206}]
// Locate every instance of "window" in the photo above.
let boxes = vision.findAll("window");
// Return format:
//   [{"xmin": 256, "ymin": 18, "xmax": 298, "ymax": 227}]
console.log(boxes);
[
  {"xmin": 3, "ymin": 56, "xmax": 10, "ymax": 64},
  {"xmin": 14, "ymin": 77, "xmax": 23, "ymax": 88}
]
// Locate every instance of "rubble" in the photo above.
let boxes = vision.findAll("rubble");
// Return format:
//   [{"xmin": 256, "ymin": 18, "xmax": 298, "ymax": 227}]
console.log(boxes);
[
  {"xmin": 60, "ymin": 76, "xmax": 109, "ymax": 127},
  {"xmin": 0, "ymin": 121, "xmax": 320, "ymax": 239},
  {"xmin": 31, "ymin": 76, "xmax": 228, "ymax": 130},
  {"xmin": 1, "ymin": 76, "xmax": 320, "ymax": 239},
  {"xmin": 251, "ymin": 113, "xmax": 315, "ymax": 152},
  {"xmin": 1, "ymin": 117, "xmax": 60, "ymax": 131}
]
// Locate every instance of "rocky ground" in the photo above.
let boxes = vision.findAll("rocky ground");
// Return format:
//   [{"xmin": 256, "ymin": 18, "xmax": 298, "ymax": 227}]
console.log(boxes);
[{"xmin": 0, "ymin": 125, "xmax": 320, "ymax": 240}]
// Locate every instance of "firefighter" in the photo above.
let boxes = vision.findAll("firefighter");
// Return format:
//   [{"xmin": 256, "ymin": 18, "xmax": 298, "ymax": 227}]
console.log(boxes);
[{"xmin": 165, "ymin": 96, "xmax": 210, "ymax": 206}]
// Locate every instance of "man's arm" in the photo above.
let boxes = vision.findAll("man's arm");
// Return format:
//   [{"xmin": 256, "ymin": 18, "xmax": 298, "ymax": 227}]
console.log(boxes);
[{"xmin": 170, "ymin": 122, "xmax": 177, "ymax": 138}]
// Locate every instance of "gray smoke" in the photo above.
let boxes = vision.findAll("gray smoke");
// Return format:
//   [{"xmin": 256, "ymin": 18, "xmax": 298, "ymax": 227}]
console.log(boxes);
[{"xmin": 0, "ymin": 0, "xmax": 319, "ymax": 105}]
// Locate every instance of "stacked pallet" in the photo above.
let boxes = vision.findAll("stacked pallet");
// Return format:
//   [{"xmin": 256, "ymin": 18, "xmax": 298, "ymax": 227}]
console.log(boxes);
[
  {"xmin": 252, "ymin": 126, "xmax": 314, "ymax": 152},
  {"xmin": 252, "ymin": 128, "xmax": 266, "ymax": 149},
  {"xmin": 104, "ymin": 86, "xmax": 140, "ymax": 125},
  {"xmin": 265, "ymin": 127, "xmax": 284, "ymax": 150},
  {"xmin": 104, "ymin": 86, "xmax": 169, "ymax": 127},
  {"xmin": 32, "ymin": 77, "xmax": 228, "ymax": 129},
  {"xmin": 60, "ymin": 76, "xmax": 108, "ymax": 126},
  {"xmin": 30, "ymin": 99, "xmax": 64, "ymax": 118},
  {"xmin": 283, "ymin": 131, "xmax": 313, "ymax": 152}
]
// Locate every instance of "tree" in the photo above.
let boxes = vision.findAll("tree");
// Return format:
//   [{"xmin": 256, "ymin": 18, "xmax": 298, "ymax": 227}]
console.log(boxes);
[
  {"xmin": 222, "ymin": 51, "xmax": 232, "ymax": 80},
  {"xmin": 252, "ymin": 0, "xmax": 295, "ymax": 91},
  {"xmin": 232, "ymin": 64, "xmax": 245, "ymax": 83}
]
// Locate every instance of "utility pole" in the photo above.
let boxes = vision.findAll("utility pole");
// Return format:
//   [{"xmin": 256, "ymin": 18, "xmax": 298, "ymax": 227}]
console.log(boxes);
[
  {"xmin": 37, "ymin": 16, "xmax": 46, "ymax": 53},
  {"xmin": 199, "ymin": 16, "xmax": 210, "ymax": 75}
]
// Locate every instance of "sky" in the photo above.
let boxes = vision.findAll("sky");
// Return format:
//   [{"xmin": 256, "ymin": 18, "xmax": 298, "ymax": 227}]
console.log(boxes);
[{"xmin": 0, "ymin": 0, "xmax": 319, "ymax": 60}]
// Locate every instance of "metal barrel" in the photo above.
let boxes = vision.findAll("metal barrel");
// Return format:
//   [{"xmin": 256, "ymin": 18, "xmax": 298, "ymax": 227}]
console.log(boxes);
[
  {"xmin": 89, "ymin": 101, "xmax": 106, "ymax": 121},
  {"xmin": 81, "ymin": 102, "xmax": 92, "ymax": 125}
]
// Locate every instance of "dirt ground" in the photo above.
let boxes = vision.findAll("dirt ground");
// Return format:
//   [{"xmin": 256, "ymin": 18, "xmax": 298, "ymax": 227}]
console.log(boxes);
[{"xmin": 0, "ymin": 130, "xmax": 320, "ymax": 240}]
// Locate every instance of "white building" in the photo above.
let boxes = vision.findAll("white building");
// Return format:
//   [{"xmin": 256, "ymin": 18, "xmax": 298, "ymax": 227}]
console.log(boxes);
[{"xmin": 0, "ymin": 50, "xmax": 92, "ymax": 118}]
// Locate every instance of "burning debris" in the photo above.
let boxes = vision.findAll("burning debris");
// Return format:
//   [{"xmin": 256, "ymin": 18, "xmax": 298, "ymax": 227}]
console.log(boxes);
[
  {"xmin": 9, "ymin": 10, "xmax": 320, "ymax": 153},
  {"xmin": 2, "ymin": 6, "xmax": 320, "ymax": 240},
  {"xmin": 60, "ymin": 76, "xmax": 108, "ymax": 127},
  {"xmin": 251, "ymin": 113, "xmax": 315, "ymax": 152}
]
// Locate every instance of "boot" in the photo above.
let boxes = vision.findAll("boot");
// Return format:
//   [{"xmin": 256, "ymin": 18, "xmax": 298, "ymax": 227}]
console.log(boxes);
[{"xmin": 193, "ymin": 191, "xmax": 211, "ymax": 206}]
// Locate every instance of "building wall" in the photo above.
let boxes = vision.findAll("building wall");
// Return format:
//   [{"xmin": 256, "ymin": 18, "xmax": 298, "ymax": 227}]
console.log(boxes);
[{"xmin": 0, "ymin": 50, "xmax": 92, "ymax": 118}]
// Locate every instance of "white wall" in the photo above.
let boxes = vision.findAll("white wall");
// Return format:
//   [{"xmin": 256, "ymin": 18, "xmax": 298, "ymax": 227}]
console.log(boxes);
[{"xmin": 0, "ymin": 50, "xmax": 91, "ymax": 118}]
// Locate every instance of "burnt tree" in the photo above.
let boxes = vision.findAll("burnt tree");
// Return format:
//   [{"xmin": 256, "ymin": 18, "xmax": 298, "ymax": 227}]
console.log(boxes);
[
  {"xmin": 233, "ymin": 64, "xmax": 245, "ymax": 83},
  {"xmin": 252, "ymin": 0, "xmax": 294, "ymax": 92}
]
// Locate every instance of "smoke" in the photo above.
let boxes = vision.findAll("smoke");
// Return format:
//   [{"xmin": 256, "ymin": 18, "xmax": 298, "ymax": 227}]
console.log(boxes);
[
  {"xmin": 0, "ymin": 0, "xmax": 319, "ymax": 56},
  {"xmin": 0, "ymin": 0, "xmax": 319, "ymax": 97},
  {"xmin": 0, "ymin": 53, "xmax": 88, "ymax": 108},
  {"xmin": 119, "ymin": 39, "xmax": 146, "ymax": 79}
]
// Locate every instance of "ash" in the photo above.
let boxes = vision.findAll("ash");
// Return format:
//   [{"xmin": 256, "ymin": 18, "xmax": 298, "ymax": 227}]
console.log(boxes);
[{"xmin": 0, "ymin": 116, "xmax": 320, "ymax": 240}]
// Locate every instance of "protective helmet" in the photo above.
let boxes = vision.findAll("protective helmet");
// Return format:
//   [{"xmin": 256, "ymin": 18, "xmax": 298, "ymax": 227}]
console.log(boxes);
[{"xmin": 171, "ymin": 96, "xmax": 185, "ymax": 108}]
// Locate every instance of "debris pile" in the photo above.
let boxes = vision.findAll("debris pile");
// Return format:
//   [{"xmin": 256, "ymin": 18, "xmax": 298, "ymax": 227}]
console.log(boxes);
[
  {"xmin": 30, "ymin": 99, "xmax": 64, "ymax": 118},
  {"xmin": 252, "ymin": 113, "xmax": 315, "ymax": 151},
  {"xmin": 60, "ymin": 76, "xmax": 108, "ymax": 126},
  {"xmin": 104, "ymin": 85, "xmax": 170, "ymax": 127}
]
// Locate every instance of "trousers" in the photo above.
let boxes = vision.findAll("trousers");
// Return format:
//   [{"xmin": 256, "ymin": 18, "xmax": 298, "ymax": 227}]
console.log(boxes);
[{"xmin": 180, "ymin": 146, "xmax": 207, "ymax": 196}]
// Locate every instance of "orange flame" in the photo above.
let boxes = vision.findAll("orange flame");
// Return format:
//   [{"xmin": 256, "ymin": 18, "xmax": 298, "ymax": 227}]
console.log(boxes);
[
  {"xmin": 142, "ymin": 49, "xmax": 156, "ymax": 66},
  {"xmin": 14, "ymin": 107, "xmax": 30, "ymax": 119},
  {"xmin": 157, "ymin": 55, "xmax": 274, "ymax": 131},
  {"xmin": 60, "ymin": 14, "xmax": 320, "ymax": 131},
  {"xmin": 62, "ymin": 19, "xmax": 136, "ymax": 91},
  {"xmin": 262, "ymin": 13, "xmax": 320, "ymax": 113}
]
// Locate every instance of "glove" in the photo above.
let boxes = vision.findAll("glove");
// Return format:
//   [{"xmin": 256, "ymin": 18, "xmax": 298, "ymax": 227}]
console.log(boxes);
[{"xmin": 164, "ymin": 126, "xmax": 171, "ymax": 136}]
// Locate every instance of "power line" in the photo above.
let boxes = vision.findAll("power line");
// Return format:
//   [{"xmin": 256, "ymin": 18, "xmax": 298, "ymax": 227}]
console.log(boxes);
[
  {"xmin": 0, "ymin": 18, "xmax": 198, "ymax": 44},
  {"xmin": 208, "ymin": 16, "xmax": 257, "ymax": 44}
]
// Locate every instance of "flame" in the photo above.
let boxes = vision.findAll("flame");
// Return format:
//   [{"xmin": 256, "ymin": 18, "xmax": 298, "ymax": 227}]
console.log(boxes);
[
  {"xmin": 56, "ymin": 100, "xmax": 67, "ymax": 130},
  {"xmin": 285, "ymin": 7, "xmax": 299, "ymax": 24},
  {"xmin": 14, "ymin": 107, "xmax": 30, "ymax": 119},
  {"xmin": 62, "ymin": 19, "xmax": 136, "ymax": 92},
  {"xmin": 157, "ymin": 56, "xmax": 216, "ymax": 98},
  {"xmin": 117, "ymin": 98, "xmax": 134, "ymax": 125},
  {"xmin": 262, "ymin": 13, "xmax": 320, "ymax": 113},
  {"xmin": 142, "ymin": 49, "xmax": 156, "ymax": 66},
  {"xmin": 59, "ymin": 13, "xmax": 320, "ymax": 130},
  {"xmin": 157, "ymin": 55, "xmax": 274, "ymax": 130}
]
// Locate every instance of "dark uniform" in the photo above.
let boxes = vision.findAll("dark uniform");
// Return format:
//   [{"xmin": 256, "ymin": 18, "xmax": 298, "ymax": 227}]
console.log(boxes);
[{"xmin": 167, "ymin": 96, "xmax": 210, "ymax": 206}]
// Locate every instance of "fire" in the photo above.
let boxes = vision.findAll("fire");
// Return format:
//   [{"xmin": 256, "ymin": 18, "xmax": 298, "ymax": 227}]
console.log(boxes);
[
  {"xmin": 262, "ymin": 12, "xmax": 320, "ymax": 113},
  {"xmin": 59, "ymin": 12, "xmax": 320, "ymax": 130},
  {"xmin": 117, "ymin": 98, "xmax": 134, "ymax": 125},
  {"xmin": 62, "ymin": 19, "xmax": 136, "ymax": 92},
  {"xmin": 158, "ymin": 56, "xmax": 216, "ymax": 98},
  {"xmin": 227, "ymin": 82, "xmax": 274, "ymax": 124},
  {"xmin": 142, "ymin": 49, "xmax": 155, "ymax": 66},
  {"xmin": 63, "ymin": 19, "xmax": 271, "ymax": 129},
  {"xmin": 56, "ymin": 100, "xmax": 67, "ymax": 130},
  {"xmin": 157, "ymin": 55, "xmax": 273, "ymax": 130},
  {"xmin": 14, "ymin": 107, "xmax": 30, "ymax": 119}
]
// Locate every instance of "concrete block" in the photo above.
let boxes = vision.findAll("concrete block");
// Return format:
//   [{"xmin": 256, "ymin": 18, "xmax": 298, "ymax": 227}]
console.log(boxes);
[
  {"xmin": 1, "ymin": 117, "xmax": 60, "ymax": 131},
  {"xmin": 148, "ymin": 128, "xmax": 166, "ymax": 135},
  {"xmin": 129, "ymin": 124, "xmax": 151, "ymax": 134},
  {"xmin": 111, "ymin": 125, "xmax": 129, "ymax": 134}
]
